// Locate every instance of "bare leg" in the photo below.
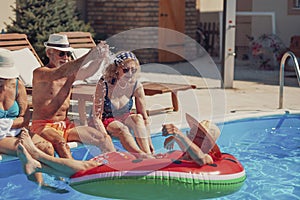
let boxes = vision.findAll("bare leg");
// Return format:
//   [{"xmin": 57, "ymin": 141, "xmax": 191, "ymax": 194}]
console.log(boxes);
[
  {"xmin": 107, "ymin": 121, "xmax": 153, "ymax": 159},
  {"xmin": 125, "ymin": 114, "xmax": 153, "ymax": 155},
  {"xmin": 30, "ymin": 133, "xmax": 56, "ymax": 184},
  {"xmin": 67, "ymin": 126, "xmax": 116, "ymax": 153},
  {"xmin": 18, "ymin": 132, "xmax": 101, "ymax": 178},
  {"xmin": 0, "ymin": 131, "xmax": 45, "ymax": 185},
  {"xmin": 37, "ymin": 128, "xmax": 73, "ymax": 158},
  {"xmin": 17, "ymin": 142, "xmax": 42, "ymax": 176},
  {"xmin": 114, "ymin": 132, "xmax": 152, "ymax": 159},
  {"xmin": 135, "ymin": 138, "xmax": 151, "ymax": 154},
  {"xmin": 162, "ymin": 124, "xmax": 213, "ymax": 166}
]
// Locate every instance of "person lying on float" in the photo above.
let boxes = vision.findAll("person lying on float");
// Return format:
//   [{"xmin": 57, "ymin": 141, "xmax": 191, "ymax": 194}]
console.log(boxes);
[{"xmin": 161, "ymin": 113, "xmax": 222, "ymax": 166}]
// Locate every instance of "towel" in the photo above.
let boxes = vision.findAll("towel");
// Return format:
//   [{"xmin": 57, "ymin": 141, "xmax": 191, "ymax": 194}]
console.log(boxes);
[{"xmin": 0, "ymin": 119, "xmax": 21, "ymax": 140}]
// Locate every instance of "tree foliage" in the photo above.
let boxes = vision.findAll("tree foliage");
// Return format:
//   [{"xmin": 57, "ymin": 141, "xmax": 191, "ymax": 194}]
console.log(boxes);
[{"xmin": 6, "ymin": 0, "xmax": 94, "ymax": 64}]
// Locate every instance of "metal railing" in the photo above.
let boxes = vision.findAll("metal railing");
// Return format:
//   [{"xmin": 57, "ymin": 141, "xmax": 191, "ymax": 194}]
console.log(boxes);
[{"xmin": 279, "ymin": 51, "xmax": 300, "ymax": 108}]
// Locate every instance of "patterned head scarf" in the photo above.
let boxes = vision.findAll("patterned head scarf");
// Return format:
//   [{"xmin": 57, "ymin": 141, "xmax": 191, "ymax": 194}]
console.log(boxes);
[{"xmin": 114, "ymin": 51, "xmax": 137, "ymax": 66}]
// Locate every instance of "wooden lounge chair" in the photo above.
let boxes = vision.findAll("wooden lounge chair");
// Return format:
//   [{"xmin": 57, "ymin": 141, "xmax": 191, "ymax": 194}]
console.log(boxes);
[
  {"xmin": 142, "ymin": 82, "xmax": 196, "ymax": 115},
  {"xmin": 0, "ymin": 33, "xmax": 43, "ymax": 65},
  {"xmin": 0, "ymin": 33, "xmax": 44, "ymax": 112},
  {"xmin": 0, "ymin": 33, "xmax": 43, "ymax": 95}
]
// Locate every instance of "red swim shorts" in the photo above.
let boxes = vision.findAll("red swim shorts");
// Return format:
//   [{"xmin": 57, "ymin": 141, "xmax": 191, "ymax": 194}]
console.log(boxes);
[{"xmin": 30, "ymin": 118, "xmax": 75, "ymax": 140}]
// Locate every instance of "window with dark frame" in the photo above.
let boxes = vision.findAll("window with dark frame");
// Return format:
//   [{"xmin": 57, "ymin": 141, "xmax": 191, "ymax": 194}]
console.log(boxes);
[
  {"xmin": 295, "ymin": 0, "xmax": 300, "ymax": 8},
  {"xmin": 288, "ymin": 0, "xmax": 300, "ymax": 14}
]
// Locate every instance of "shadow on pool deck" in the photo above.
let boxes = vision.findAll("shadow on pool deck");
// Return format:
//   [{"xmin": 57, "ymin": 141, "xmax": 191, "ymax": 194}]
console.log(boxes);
[{"xmin": 141, "ymin": 58, "xmax": 299, "ymax": 88}]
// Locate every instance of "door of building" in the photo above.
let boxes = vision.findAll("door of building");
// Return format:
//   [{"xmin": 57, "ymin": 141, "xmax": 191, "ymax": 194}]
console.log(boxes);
[{"xmin": 158, "ymin": 0, "xmax": 185, "ymax": 62}]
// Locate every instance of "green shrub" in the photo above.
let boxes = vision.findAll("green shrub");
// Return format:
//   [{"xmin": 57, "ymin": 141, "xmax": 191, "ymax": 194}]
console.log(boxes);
[{"xmin": 5, "ymin": 0, "xmax": 94, "ymax": 64}]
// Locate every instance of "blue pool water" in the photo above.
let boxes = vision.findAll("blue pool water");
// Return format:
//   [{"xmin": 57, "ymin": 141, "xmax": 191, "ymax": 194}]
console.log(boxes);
[{"xmin": 0, "ymin": 113, "xmax": 299, "ymax": 200}]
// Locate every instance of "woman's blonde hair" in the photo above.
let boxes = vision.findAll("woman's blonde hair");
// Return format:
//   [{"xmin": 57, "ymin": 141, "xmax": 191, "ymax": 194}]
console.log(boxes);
[{"xmin": 103, "ymin": 51, "xmax": 140, "ymax": 84}]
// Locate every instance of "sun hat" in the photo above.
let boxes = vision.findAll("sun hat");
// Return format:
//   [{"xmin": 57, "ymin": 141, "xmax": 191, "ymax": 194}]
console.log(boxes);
[
  {"xmin": 44, "ymin": 34, "xmax": 73, "ymax": 51},
  {"xmin": 185, "ymin": 113, "xmax": 221, "ymax": 154},
  {"xmin": 0, "ymin": 48, "xmax": 19, "ymax": 79}
]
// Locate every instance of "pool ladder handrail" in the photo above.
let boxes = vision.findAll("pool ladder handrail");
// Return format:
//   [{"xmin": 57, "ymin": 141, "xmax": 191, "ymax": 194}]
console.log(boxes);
[{"xmin": 279, "ymin": 51, "xmax": 300, "ymax": 109}]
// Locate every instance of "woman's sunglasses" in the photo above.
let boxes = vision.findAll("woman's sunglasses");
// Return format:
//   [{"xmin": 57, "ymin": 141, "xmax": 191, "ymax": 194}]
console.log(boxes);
[
  {"xmin": 58, "ymin": 51, "xmax": 72, "ymax": 57},
  {"xmin": 122, "ymin": 68, "xmax": 137, "ymax": 74}
]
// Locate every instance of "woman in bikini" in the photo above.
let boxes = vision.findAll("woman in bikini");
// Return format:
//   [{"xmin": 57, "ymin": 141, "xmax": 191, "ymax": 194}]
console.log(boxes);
[
  {"xmin": 90, "ymin": 51, "xmax": 154, "ymax": 158},
  {"xmin": 0, "ymin": 48, "xmax": 53, "ymax": 184}
]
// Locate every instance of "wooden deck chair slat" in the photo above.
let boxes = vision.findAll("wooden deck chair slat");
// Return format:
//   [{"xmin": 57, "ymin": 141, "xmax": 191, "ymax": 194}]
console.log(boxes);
[
  {"xmin": 0, "ymin": 44, "xmax": 30, "ymax": 50},
  {"xmin": 69, "ymin": 43, "xmax": 96, "ymax": 48},
  {"xmin": 67, "ymin": 38, "xmax": 96, "ymax": 44},
  {"xmin": 59, "ymin": 32, "xmax": 96, "ymax": 48},
  {"xmin": 59, "ymin": 31, "xmax": 94, "ymax": 37},
  {"xmin": 0, "ymin": 40, "xmax": 29, "ymax": 46},
  {"xmin": 0, "ymin": 33, "xmax": 28, "ymax": 40},
  {"xmin": 67, "ymin": 37, "xmax": 95, "ymax": 42},
  {"xmin": 0, "ymin": 33, "xmax": 43, "ymax": 66}
]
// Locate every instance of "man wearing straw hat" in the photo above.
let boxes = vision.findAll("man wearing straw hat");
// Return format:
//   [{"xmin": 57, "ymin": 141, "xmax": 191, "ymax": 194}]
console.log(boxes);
[{"xmin": 30, "ymin": 34, "xmax": 116, "ymax": 159}]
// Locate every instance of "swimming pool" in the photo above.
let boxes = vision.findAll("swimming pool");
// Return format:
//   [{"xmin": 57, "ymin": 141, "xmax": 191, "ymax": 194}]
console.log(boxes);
[{"xmin": 0, "ymin": 112, "xmax": 299, "ymax": 200}]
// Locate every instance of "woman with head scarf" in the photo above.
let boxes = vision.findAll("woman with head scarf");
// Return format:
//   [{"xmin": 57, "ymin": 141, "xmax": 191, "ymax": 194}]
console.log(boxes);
[{"xmin": 91, "ymin": 51, "xmax": 154, "ymax": 158}]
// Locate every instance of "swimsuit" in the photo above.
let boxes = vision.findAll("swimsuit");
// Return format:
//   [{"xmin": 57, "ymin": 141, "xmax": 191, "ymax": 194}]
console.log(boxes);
[
  {"xmin": 0, "ymin": 79, "xmax": 19, "ymax": 119},
  {"xmin": 101, "ymin": 80, "xmax": 137, "ymax": 128},
  {"xmin": 30, "ymin": 118, "xmax": 75, "ymax": 140},
  {"xmin": 0, "ymin": 79, "xmax": 21, "ymax": 139}
]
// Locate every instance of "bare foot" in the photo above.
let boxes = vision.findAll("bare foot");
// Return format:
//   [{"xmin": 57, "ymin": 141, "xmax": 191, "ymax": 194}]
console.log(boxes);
[
  {"xmin": 202, "ymin": 154, "xmax": 213, "ymax": 165},
  {"xmin": 18, "ymin": 130, "xmax": 42, "ymax": 160},
  {"xmin": 17, "ymin": 142, "xmax": 41, "ymax": 177}
]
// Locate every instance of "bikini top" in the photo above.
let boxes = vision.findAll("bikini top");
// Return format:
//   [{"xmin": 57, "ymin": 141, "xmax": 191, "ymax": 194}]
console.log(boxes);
[
  {"xmin": 102, "ymin": 80, "xmax": 137, "ymax": 119},
  {"xmin": 0, "ymin": 79, "xmax": 20, "ymax": 119}
]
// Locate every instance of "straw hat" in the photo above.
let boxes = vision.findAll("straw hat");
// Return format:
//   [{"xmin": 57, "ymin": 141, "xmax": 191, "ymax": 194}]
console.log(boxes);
[
  {"xmin": 44, "ymin": 34, "xmax": 73, "ymax": 51},
  {"xmin": 0, "ymin": 48, "xmax": 19, "ymax": 79},
  {"xmin": 185, "ymin": 113, "xmax": 220, "ymax": 153}
]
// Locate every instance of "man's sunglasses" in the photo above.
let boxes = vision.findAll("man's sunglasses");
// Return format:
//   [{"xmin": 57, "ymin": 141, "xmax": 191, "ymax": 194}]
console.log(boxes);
[
  {"xmin": 58, "ymin": 51, "xmax": 72, "ymax": 57},
  {"xmin": 122, "ymin": 68, "xmax": 137, "ymax": 74}
]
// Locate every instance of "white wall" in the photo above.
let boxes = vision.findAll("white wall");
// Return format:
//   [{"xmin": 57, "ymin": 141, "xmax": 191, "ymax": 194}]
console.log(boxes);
[{"xmin": 0, "ymin": 0, "xmax": 16, "ymax": 32}]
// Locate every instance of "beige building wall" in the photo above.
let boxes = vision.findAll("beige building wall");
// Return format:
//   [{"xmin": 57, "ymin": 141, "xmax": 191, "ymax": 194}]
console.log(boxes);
[
  {"xmin": 197, "ymin": 0, "xmax": 223, "ymax": 21},
  {"xmin": 197, "ymin": 0, "xmax": 223, "ymax": 12},
  {"xmin": 0, "ymin": 0, "xmax": 15, "ymax": 31},
  {"xmin": 252, "ymin": 0, "xmax": 300, "ymax": 46}
]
